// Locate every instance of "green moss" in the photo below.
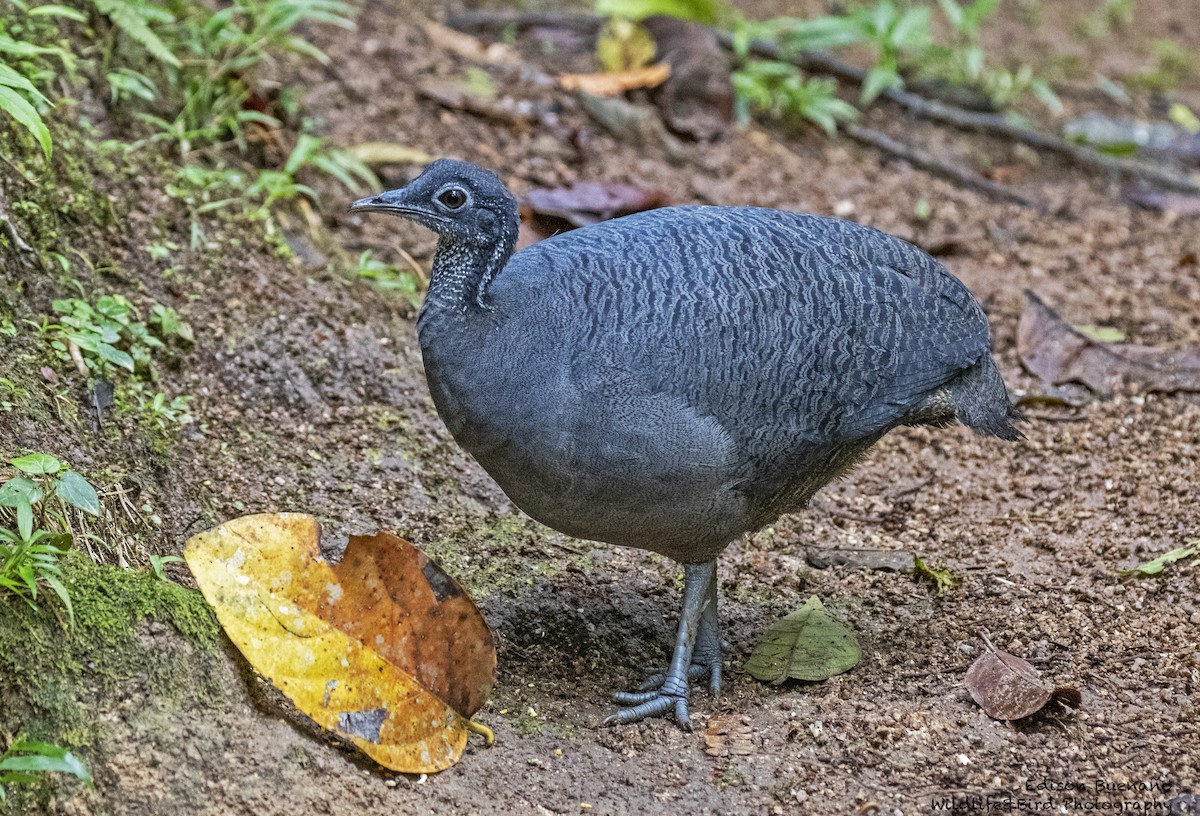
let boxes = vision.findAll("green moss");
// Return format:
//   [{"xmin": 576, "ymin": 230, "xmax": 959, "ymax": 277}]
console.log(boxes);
[{"xmin": 0, "ymin": 553, "xmax": 223, "ymax": 749}]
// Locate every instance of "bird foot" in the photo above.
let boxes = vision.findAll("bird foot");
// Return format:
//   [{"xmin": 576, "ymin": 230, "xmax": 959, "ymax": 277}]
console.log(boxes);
[
  {"xmin": 604, "ymin": 653, "xmax": 723, "ymax": 730},
  {"xmin": 606, "ymin": 671, "xmax": 694, "ymax": 729}
]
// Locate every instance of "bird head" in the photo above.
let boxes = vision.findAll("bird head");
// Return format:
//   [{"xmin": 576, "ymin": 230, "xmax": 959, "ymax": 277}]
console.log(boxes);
[{"xmin": 349, "ymin": 159, "xmax": 518, "ymax": 251}]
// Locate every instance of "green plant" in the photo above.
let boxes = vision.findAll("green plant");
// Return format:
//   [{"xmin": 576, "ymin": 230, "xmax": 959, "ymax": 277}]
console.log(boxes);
[
  {"xmin": 730, "ymin": 0, "xmax": 1059, "ymax": 125},
  {"xmin": 732, "ymin": 60, "xmax": 858, "ymax": 134},
  {"xmin": 0, "ymin": 522, "xmax": 74, "ymax": 619},
  {"xmin": 128, "ymin": 0, "xmax": 357, "ymax": 157},
  {"xmin": 351, "ymin": 249, "xmax": 426, "ymax": 308},
  {"xmin": 0, "ymin": 377, "xmax": 24, "ymax": 412},
  {"xmin": 43, "ymin": 294, "xmax": 192, "ymax": 379},
  {"xmin": 0, "ymin": 453, "xmax": 101, "ymax": 531},
  {"xmin": 0, "ymin": 1, "xmax": 75, "ymax": 161},
  {"xmin": 148, "ymin": 553, "xmax": 184, "ymax": 580},
  {"xmin": 126, "ymin": 384, "xmax": 193, "ymax": 430},
  {"xmin": 852, "ymin": 0, "xmax": 933, "ymax": 103},
  {"xmin": 932, "ymin": 0, "xmax": 998, "ymax": 85},
  {"xmin": 0, "ymin": 737, "xmax": 91, "ymax": 804},
  {"xmin": 0, "ymin": 453, "xmax": 100, "ymax": 620},
  {"xmin": 247, "ymin": 133, "xmax": 377, "ymax": 210}
]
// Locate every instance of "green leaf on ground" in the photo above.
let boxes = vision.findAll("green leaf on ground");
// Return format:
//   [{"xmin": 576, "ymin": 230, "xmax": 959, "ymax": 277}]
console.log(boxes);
[
  {"xmin": 1119, "ymin": 542, "xmax": 1200, "ymax": 577},
  {"xmin": 745, "ymin": 595, "xmax": 860, "ymax": 684},
  {"xmin": 1073, "ymin": 324, "xmax": 1127, "ymax": 343},
  {"xmin": 911, "ymin": 555, "xmax": 957, "ymax": 596}
]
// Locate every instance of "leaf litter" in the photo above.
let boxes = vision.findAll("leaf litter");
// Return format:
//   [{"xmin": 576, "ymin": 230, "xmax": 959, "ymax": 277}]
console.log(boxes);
[
  {"xmin": 184, "ymin": 513, "xmax": 496, "ymax": 773},
  {"xmin": 1017, "ymin": 290, "xmax": 1200, "ymax": 403}
]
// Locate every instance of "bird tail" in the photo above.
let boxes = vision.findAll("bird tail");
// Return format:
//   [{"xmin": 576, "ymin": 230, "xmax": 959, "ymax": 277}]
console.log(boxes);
[{"xmin": 951, "ymin": 357, "xmax": 1025, "ymax": 441}]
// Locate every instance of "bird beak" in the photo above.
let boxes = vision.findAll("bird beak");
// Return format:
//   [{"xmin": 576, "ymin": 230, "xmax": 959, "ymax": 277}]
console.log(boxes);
[{"xmin": 348, "ymin": 189, "xmax": 411, "ymax": 215}]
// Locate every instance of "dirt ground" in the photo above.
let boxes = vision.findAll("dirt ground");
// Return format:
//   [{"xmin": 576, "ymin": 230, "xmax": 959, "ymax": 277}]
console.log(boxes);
[{"xmin": 3, "ymin": 0, "xmax": 1199, "ymax": 814}]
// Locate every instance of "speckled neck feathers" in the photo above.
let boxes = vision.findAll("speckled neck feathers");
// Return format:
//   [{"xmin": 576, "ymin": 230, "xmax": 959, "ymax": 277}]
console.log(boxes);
[{"xmin": 424, "ymin": 229, "xmax": 516, "ymax": 313}]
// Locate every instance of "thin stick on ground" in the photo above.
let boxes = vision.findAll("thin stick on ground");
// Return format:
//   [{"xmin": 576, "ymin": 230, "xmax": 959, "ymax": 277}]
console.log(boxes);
[{"xmin": 845, "ymin": 125, "xmax": 1040, "ymax": 208}]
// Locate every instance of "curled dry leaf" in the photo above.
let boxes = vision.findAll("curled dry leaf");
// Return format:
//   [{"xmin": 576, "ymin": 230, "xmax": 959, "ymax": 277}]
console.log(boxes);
[
  {"xmin": 1017, "ymin": 290, "xmax": 1200, "ymax": 402},
  {"xmin": 745, "ymin": 595, "xmax": 860, "ymax": 685},
  {"xmin": 184, "ymin": 513, "xmax": 496, "ymax": 773},
  {"xmin": 560, "ymin": 63, "xmax": 671, "ymax": 96},
  {"xmin": 964, "ymin": 642, "xmax": 1080, "ymax": 721}
]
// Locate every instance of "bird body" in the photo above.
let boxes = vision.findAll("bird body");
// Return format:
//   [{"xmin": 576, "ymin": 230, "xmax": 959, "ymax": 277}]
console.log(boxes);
[
  {"xmin": 417, "ymin": 205, "xmax": 1015, "ymax": 563},
  {"xmin": 352, "ymin": 160, "xmax": 1021, "ymax": 728}
]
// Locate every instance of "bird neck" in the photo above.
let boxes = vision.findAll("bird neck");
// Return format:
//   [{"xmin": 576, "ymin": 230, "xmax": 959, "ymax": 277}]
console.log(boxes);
[{"xmin": 424, "ymin": 230, "xmax": 516, "ymax": 314}]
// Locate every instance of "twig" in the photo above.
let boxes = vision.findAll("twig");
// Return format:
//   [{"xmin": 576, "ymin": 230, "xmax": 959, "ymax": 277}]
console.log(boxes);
[
  {"xmin": 846, "ymin": 125, "xmax": 1039, "ymax": 208},
  {"xmin": 0, "ymin": 185, "xmax": 34, "ymax": 255}
]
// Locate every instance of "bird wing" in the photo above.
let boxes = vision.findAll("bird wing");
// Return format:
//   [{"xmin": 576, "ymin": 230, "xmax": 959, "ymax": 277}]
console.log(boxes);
[{"xmin": 495, "ymin": 207, "xmax": 991, "ymax": 502}]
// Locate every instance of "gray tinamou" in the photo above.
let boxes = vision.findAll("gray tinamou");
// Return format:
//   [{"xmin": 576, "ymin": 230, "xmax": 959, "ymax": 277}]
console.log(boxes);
[{"xmin": 351, "ymin": 159, "xmax": 1021, "ymax": 729}]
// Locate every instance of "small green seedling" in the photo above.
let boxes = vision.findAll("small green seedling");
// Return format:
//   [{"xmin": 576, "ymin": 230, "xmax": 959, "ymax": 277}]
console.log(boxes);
[
  {"xmin": 0, "ymin": 454, "xmax": 102, "ymax": 621},
  {"xmin": 0, "ymin": 737, "xmax": 92, "ymax": 803},
  {"xmin": 1119, "ymin": 542, "xmax": 1200, "ymax": 578},
  {"xmin": 911, "ymin": 555, "xmax": 957, "ymax": 596}
]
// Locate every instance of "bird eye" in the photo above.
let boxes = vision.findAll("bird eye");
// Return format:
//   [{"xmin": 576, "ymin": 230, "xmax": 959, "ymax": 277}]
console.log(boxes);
[{"xmin": 437, "ymin": 187, "xmax": 468, "ymax": 210}]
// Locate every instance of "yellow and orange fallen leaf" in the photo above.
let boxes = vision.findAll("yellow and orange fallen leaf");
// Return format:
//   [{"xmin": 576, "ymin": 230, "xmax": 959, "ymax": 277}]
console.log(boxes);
[
  {"xmin": 184, "ymin": 513, "xmax": 496, "ymax": 773},
  {"xmin": 559, "ymin": 63, "xmax": 671, "ymax": 96}
]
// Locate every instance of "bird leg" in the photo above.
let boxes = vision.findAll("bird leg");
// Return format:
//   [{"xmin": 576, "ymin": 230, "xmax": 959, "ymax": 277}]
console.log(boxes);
[{"xmin": 606, "ymin": 561, "xmax": 720, "ymax": 730}]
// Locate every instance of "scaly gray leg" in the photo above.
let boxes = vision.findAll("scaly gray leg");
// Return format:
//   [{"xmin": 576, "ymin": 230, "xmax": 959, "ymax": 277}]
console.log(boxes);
[{"xmin": 605, "ymin": 561, "xmax": 720, "ymax": 730}]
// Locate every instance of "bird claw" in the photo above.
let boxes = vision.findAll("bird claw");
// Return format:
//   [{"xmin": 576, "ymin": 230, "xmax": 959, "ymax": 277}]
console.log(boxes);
[
  {"xmin": 606, "ymin": 655, "xmax": 723, "ymax": 729},
  {"xmin": 604, "ymin": 692, "xmax": 693, "ymax": 731}
]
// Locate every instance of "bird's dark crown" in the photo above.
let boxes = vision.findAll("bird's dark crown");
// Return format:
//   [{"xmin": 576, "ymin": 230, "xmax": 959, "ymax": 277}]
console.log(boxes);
[{"xmin": 350, "ymin": 159, "xmax": 518, "ymax": 250}]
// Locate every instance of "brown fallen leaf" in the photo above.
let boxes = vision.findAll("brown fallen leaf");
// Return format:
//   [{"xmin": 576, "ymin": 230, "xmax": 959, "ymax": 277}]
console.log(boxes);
[
  {"xmin": 519, "ymin": 181, "xmax": 669, "ymax": 248},
  {"xmin": 964, "ymin": 638, "xmax": 1080, "ymax": 721},
  {"xmin": 1017, "ymin": 291, "xmax": 1200, "ymax": 400},
  {"xmin": 185, "ymin": 514, "xmax": 496, "ymax": 773},
  {"xmin": 559, "ymin": 63, "xmax": 671, "ymax": 96},
  {"xmin": 418, "ymin": 73, "xmax": 537, "ymax": 128},
  {"xmin": 420, "ymin": 19, "xmax": 522, "ymax": 66},
  {"xmin": 703, "ymin": 714, "xmax": 757, "ymax": 757},
  {"xmin": 525, "ymin": 181, "xmax": 667, "ymax": 228}
]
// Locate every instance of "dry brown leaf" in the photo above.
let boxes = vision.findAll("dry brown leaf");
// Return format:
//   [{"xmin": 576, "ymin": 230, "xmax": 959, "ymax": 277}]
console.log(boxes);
[
  {"xmin": 559, "ymin": 63, "xmax": 671, "ymax": 96},
  {"xmin": 184, "ymin": 513, "xmax": 495, "ymax": 773},
  {"xmin": 420, "ymin": 19, "xmax": 522, "ymax": 66},
  {"xmin": 1017, "ymin": 290, "xmax": 1200, "ymax": 400},
  {"xmin": 963, "ymin": 640, "xmax": 1079, "ymax": 721},
  {"xmin": 524, "ymin": 181, "xmax": 667, "ymax": 227},
  {"xmin": 703, "ymin": 715, "xmax": 757, "ymax": 758}
]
